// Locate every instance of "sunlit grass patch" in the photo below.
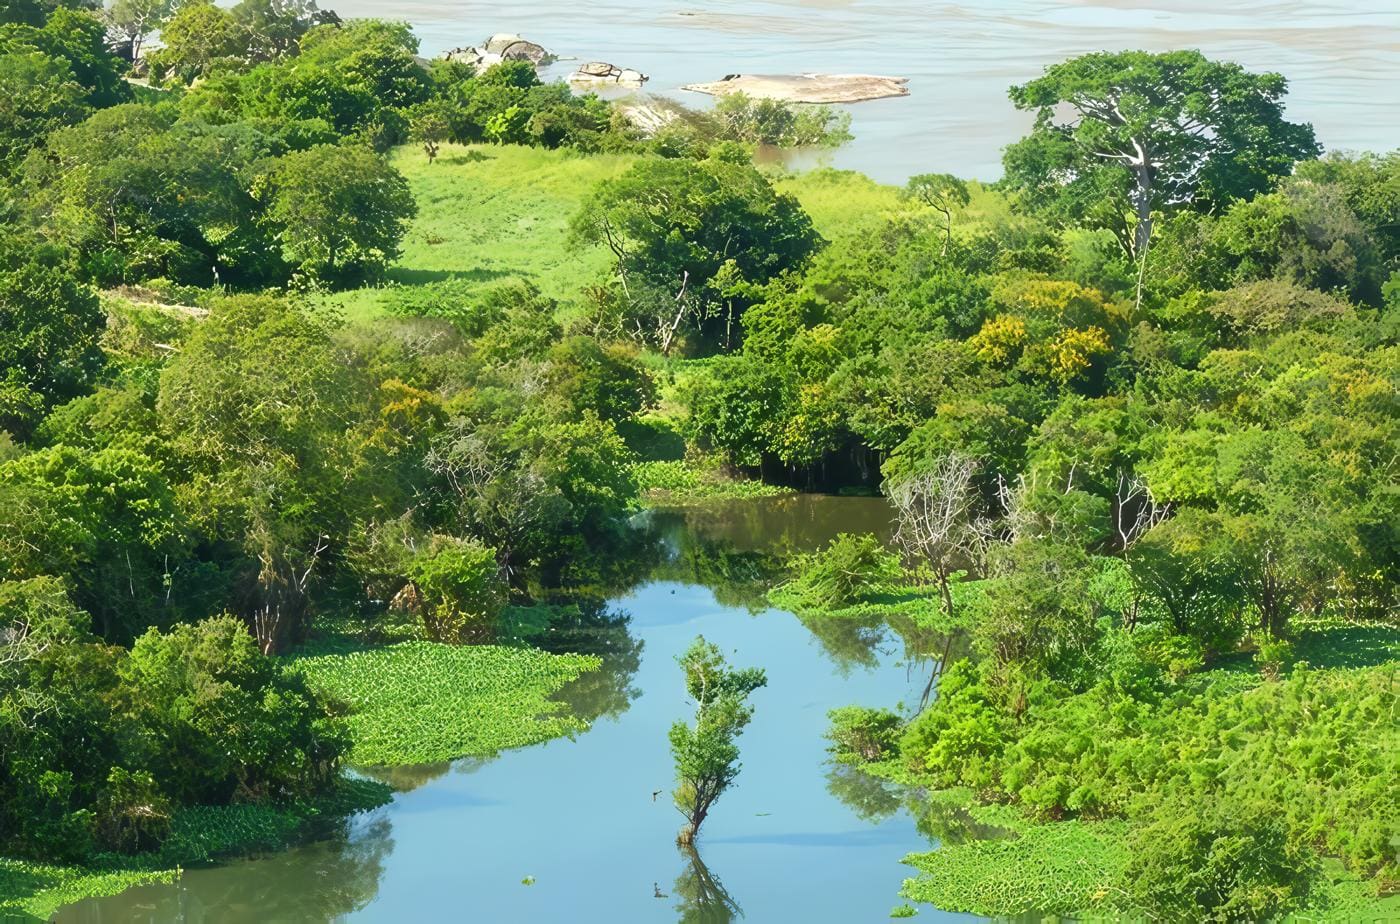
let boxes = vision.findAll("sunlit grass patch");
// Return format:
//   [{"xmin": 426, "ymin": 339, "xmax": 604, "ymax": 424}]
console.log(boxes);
[
  {"xmin": 327, "ymin": 143, "xmax": 638, "ymax": 324},
  {"xmin": 773, "ymin": 168, "xmax": 904, "ymax": 240},
  {"xmin": 288, "ymin": 641, "xmax": 601, "ymax": 765}
]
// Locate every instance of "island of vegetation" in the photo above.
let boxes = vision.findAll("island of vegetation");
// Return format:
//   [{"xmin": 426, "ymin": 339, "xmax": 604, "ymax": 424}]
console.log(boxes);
[{"xmin": 0, "ymin": 0, "xmax": 1394, "ymax": 920}]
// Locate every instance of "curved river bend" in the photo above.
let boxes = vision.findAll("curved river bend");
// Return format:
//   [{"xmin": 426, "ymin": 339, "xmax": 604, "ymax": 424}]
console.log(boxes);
[{"xmin": 61, "ymin": 496, "xmax": 976, "ymax": 923}]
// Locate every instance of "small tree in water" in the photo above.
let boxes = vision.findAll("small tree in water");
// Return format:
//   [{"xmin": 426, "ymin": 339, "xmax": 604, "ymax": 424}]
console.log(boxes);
[{"xmin": 669, "ymin": 637, "xmax": 766, "ymax": 845}]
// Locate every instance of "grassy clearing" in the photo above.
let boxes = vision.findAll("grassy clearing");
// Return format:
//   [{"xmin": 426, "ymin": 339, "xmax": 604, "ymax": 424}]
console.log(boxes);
[
  {"xmin": 325, "ymin": 143, "xmax": 639, "ymax": 324},
  {"xmin": 327, "ymin": 145, "xmax": 938, "ymax": 326},
  {"xmin": 772, "ymin": 168, "xmax": 905, "ymax": 240},
  {"xmin": 288, "ymin": 640, "xmax": 601, "ymax": 766}
]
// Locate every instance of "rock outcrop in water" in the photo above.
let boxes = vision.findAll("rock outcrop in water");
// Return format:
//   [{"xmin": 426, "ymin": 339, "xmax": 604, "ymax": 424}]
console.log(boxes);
[
  {"xmin": 569, "ymin": 62, "xmax": 649, "ymax": 89},
  {"xmin": 682, "ymin": 73, "xmax": 910, "ymax": 104},
  {"xmin": 441, "ymin": 33, "xmax": 555, "ymax": 70}
]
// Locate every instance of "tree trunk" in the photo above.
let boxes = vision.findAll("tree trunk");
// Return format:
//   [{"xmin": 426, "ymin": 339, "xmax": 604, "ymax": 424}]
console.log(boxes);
[{"xmin": 1132, "ymin": 163, "xmax": 1153, "ymax": 258}]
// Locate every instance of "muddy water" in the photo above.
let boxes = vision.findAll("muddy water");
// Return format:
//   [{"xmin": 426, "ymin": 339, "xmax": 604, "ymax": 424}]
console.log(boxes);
[
  {"xmin": 61, "ymin": 497, "xmax": 975, "ymax": 923},
  {"xmin": 334, "ymin": 0, "xmax": 1398, "ymax": 183}
]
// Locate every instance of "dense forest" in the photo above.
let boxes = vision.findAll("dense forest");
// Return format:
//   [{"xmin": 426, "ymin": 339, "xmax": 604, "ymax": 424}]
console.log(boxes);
[{"xmin": 0, "ymin": 0, "xmax": 1395, "ymax": 920}]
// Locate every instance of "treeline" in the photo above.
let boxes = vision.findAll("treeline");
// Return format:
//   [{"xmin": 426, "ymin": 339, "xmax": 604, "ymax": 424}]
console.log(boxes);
[
  {"xmin": 1, "ymin": 278, "xmax": 659, "ymax": 861},
  {"xmin": 748, "ymin": 53, "xmax": 1395, "ymax": 921}
]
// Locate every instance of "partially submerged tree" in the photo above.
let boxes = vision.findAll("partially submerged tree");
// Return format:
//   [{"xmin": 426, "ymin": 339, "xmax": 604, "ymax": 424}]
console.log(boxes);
[
  {"xmin": 669, "ymin": 637, "xmax": 766, "ymax": 845},
  {"xmin": 1003, "ymin": 50, "xmax": 1319, "ymax": 259}
]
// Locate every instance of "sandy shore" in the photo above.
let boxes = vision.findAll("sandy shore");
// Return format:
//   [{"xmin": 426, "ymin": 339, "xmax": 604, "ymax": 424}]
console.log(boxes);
[{"xmin": 681, "ymin": 73, "xmax": 910, "ymax": 104}]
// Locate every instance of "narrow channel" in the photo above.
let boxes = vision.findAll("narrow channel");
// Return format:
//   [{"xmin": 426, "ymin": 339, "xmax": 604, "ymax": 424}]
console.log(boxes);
[{"xmin": 60, "ymin": 497, "xmax": 975, "ymax": 923}]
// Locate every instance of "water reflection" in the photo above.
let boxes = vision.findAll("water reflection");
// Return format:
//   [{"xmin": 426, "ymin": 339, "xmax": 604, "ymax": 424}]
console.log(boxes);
[
  {"xmin": 656, "ymin": 495, "xmax": 896, "ymax": 555},
  {"xmin": 673, "ymin": 846, "xmax": 743, "ymax": 924},
  {"xmin": 825, "ymin": 763, "xmax": 904, "ymax": 825},
  {"xmin": 60, "ymin": 496, "xmax": 965, "ymax": 923},
  {"xmin": 62, "ymin": 816, "xmax": 394, "ymax": 923},
  {"xmin": 534, "ymin": 597, "xmax": 646, "ymax": 721}
]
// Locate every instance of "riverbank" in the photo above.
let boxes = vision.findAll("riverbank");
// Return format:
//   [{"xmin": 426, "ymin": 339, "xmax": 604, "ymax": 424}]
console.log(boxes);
[
  {"xmin": 1, "ymin": 779, "xmax": 391, "ymax": 921},
  {"xmin": 834, "ymin": 614, "xmax": 1400, "ymax": 920},
  {"xmin": 52, "ymin": 497, "xmax": 940, "ymax": 922},
  {"xmin": 2, "ymin": 633, "xmax": 603, "ymax": 918}
]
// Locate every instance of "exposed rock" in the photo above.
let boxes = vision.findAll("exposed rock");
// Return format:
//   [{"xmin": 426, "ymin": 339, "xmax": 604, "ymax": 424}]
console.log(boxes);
[
  {"xmin": 569, "ymin": 61, "xmax": 648, "ymax": 89},
  {"xmin": 441, "ymin": 46, "xmax": 499, "ymax": 70},
  {"xmin": 682, "ymin": 73, "xmax": 910, "ymax": 104},
  {"xmin": 482, "ymin": 33, "xmax": 555, "ymax": 65},
  {"xmin": 440, "ymin": 34, "xmax": 555, "ymax": 70}
]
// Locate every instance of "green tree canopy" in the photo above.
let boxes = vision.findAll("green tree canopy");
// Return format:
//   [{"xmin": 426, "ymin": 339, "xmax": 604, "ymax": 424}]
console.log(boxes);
[
  {"xmin": 573, "ymin": 152, "xmax": 821, "ymax": 353},
  {"xmin": 258, "ymin": 143, "xmax": 415, "ymax": 285},
  {"xmin": 0, "ymin": 234, "xmax": 103, "ymax": 435},
  {"xmin": 1003, "ymin": 50, "xmax": 1319, "ymax": 257}
]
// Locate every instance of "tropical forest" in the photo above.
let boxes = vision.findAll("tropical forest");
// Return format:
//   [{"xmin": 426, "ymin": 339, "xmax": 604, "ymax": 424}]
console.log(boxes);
[{"xmin": 0, "ymin": 0, "xmax": 1395, "ymax": 921}]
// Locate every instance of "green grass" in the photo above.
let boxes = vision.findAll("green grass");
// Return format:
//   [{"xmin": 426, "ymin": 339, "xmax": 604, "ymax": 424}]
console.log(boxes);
[
  {"xmin": 773, "ymin": 168, "xmax": 905, "ymax": 241},
  {"xmin": 288, "ymin": 640, "xmax": 601, "ymax": 765},
  {"xmin": 327, "ymin": 145, "xmax": 945, "ymax": 326},
  {"xmin": 326, "ymin": 143, "xmax": 640, "ymax": 324}
]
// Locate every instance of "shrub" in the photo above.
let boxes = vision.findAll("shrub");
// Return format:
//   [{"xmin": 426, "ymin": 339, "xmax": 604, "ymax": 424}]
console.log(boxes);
[
  {"xmin": 827, "ymin": 706, "xmax": 903, "ymax": 763},
  {"xmin": 785, "ymin": 533, "xmax": 902, "ymax": 611},
  {"xmin": 405, "ymin": 537, "xmax": 505, "ymax": 644},
  {"xmin": 91, "ymin": 769, "xmax": 171, "ymax": 855},
  {"xmin": 1125, "ymin": 801, "xmax": 1316, "ymax": 921}
]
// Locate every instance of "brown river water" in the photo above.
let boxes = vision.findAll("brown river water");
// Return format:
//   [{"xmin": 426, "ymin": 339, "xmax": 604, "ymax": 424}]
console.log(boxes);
[{"xmin": 336, "ymin": 0, "xmax": 1399, "ymax": 183}]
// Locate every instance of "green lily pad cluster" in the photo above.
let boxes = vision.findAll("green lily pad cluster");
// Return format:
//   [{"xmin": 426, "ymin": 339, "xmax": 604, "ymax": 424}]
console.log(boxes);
[
  {"xmin": 633, "ymin": 460, "xmax": 793, "ymax": 503},
  {"xmin": 0, "ymin": 861, "xmax": 175, "ymax": 922},
  {"xmin": 290, "ymin": 641, "xmax": 601, "ymax": 766},
  {"xmin": 901, "ymin": 819, "xmax": 1130, "ymax": 917}
]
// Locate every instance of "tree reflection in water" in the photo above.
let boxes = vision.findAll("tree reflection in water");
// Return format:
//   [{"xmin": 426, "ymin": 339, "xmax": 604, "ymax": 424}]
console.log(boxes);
[
  {"xmin": 529, "ymin": 596, "xmax": 645, "ymax": 722},
  {"xmin": 59, "ymin": 817, "xmax": 394, "ymax": 923},
  {"xmin": 825, "ymin": 763, "xmax": 903, "ymax": 824},
  {"xmin": 673, "ymin": 845, "xmax": 743, "ymax": 923}
]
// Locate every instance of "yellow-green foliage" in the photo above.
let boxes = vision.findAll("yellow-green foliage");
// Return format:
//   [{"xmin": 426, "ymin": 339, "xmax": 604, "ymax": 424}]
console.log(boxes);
[
  {"xmin": 773, "ymin": 169, "xmax": 904, "ymax": 240},
  {"xmin": 289, "ymin": 641, "xmax": 601, "ymax": 765}
]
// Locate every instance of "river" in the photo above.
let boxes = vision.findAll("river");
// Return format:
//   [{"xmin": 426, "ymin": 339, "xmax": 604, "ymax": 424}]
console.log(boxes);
[
  {"xmin": 327, "ymin": 0, "xmax": 1398, "ymax": 183},
  {"xmin": 60, "ymin": 496, "xmax": 977, "ymax": 923}
]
